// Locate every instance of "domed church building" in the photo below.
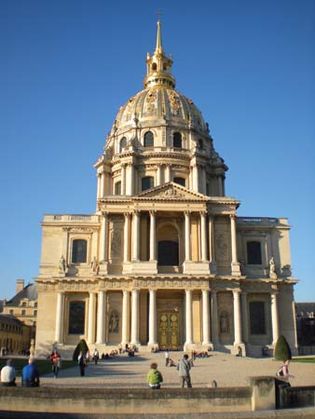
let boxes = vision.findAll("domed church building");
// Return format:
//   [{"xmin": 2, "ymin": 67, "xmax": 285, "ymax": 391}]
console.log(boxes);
[{"xmin": 35, "ymin": 22, "xmax": 297, "ymax": 357}]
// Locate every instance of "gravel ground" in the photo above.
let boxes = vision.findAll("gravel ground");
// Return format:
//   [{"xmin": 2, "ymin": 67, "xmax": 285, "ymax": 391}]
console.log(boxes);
[{"xmin": 28, "ymin": 352, "xmax": 315, "ymax": 389}]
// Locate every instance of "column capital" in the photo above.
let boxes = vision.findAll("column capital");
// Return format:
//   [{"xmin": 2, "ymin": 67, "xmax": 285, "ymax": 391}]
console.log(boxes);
[
  {"xmin": 124, "ymin": 212, "xmax": 131, "ymax": 218},
  {"xmin": 199, "ymin": 210, "xmax": 207, "ymax": 217},
  {"xmin": 229, "ymin": 213, "xmax": 236, "ymax": 220},
  {"xmin": 101, "ymin": 211, "xmax": 109, "ymax": 217},
  {"xmin": 184, "ymin": 210, "xmax": 191, "ymax": 217},
  {"xmin": 232, "ymin": 288, "xmax": 242, "ymax": 295},
  {"xmin": 149, "ymin": 210, "xmax": 157, "ymax": 216}
]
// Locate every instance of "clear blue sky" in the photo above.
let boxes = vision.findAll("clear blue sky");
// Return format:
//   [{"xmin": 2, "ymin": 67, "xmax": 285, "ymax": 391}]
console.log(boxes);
[{"xmin": 1, "ymin": 0, "xmax": 314, "ymax": 301}]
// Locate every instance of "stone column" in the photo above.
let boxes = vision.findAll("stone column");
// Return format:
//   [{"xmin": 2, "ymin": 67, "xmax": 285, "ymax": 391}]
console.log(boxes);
[
  {"xmin": 241, "ymin": 291, "xmax": 249, "ymax": 343},
  {"xmin": 121, "ymin": 164, "xmax": 126, "ymax": 195},
  {"xmin": 230, "ymin": 214, "xmax": 241, "ymax": 275},
  {"xmin": 202, "ymin": 289, "xmax": 211, "ymax": 346},
  {"xmin": 157, "ymin": 165, "xmax": 162, "ymax": 186},
  {"xmin": 121, "ymin": 290, "xmax": 130, "ymax": 346},
  {"xmin": 132, "ymin": 211, "xmax": 140, "ymax": 261},
  {"xmin": 200, "ymin": 211, "xmax": 208, "ymax": 262},
  {"xmin": 148, "ymin": 289, "xmax": 157, "ymax": 345},
  {"xmin": 126, "ymin": 164, "xmax": 134, "ymax": 195},
  {"xmin": 55, "ymin": 292, "xmax": 64, "ymax": 343},
  {"xmin": 99, "ymin": 212, "xmax": 109, "ymax": 263},
  {"xmin": 149, "ymin": 211, "xmax": 156, "ymax": 261},
  {"xmin": 218, "ymin": 176, "xmax": 223, "ymax": 196},
  {"xmin": 201, "ymin": 167, "xmax": 207, "ymax": 194},
  {"xmin": 211, "ymin": 290, "xmax": 219, "ymax": 345},
  {"xmin": 184, "ymin": 211, "xmax": 191, "ymax": 262},
  {"xmin": 100, "ymin": 171, "xmax": 105, "ymax": 198},
  {"xmin": 97, "ymin": 174, "xmax": 101, "ymax": 200},
  {"xmin": 271, "ymin": 291, "xmax": 280, "ymax": 345},
  {"xmin": 233, "ymin": 289, "xmax": 242, "ymax": 346},
  {"xmin": 208, "ymin": 215, "xmax": 216, "ymax": 273},
  {"xmin": 88, "ymin": 292, "xmax": 96, "ymax": 344},
  {"xmin": 123, "ymin": 213, "xmax": 131, "ymax": 263},
  {"xmin": 185, "ymin": 289, "xmax": 193, "ymax": 345},
  {"xmin": 96, "ymin": 290, "xmax": 106, "ymax": 344},
  {"xmin": 165, "ymin": 165, "xmax": 171, "ymax": 183},
  {"xmin": 192, "ymin": 164, "xmax": 199, "ymax": 192},
  {"xmin": 131, "ymin": 289, "xmax": 140, "ymax": 345}
]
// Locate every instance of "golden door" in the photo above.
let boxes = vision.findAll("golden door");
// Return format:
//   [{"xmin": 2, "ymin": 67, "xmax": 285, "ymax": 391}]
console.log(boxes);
[{"xmin": 158, "ymin": 312, "xmax": 180, "ymax": 349}]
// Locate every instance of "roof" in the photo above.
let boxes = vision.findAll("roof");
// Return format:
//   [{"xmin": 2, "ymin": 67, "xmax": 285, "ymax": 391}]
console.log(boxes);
[
  {"xmin": 6, "ymin": 283, "xmax": 37, "ymax": 306},
  {"xmin": 295, "ymin": 302, "xmax": 315, "ymax": 316}
]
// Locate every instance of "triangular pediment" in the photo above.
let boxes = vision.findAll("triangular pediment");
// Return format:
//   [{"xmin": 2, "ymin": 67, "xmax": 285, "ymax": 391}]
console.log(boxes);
[{"xmin": 135, "ymin": 182, "xmax": 209, "ymax": 201}]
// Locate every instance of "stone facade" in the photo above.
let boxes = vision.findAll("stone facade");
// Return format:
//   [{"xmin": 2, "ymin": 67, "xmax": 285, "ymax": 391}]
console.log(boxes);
[{"xmin": 35, "ymin": 22, "xmax": 298, "ymax": 357}]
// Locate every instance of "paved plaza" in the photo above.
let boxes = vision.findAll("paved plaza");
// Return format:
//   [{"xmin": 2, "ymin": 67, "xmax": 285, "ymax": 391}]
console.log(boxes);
[{"xmin": 34, "ymin": 352, "xmax": 315, "ymax": 388}]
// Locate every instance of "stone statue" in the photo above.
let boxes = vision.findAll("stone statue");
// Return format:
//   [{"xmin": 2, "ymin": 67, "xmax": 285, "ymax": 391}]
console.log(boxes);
[
  {"xmin": 109, "ymin": 311, "xmax": 119, "ymax": 333},
  {"xmin": 91, "ymin": 257, "xmax": 99, "ymax": 275},
  {"xmin": 269, "ymin": 257, "xmax": 277, "ymax": 279},
  {"xmin": 58, "ymin": 255, "xmax": 67, "ymax": 274}
]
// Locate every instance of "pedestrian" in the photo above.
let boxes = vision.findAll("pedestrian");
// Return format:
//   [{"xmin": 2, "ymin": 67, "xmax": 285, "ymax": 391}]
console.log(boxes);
[
  {"xmin": 93, "ymin": 348, "xmax": 99, "ymax": 365},
  {"xmin": 50, "ymin": 349, "xmax": 61, "ymax": 378},
  {"xmin": 146, "ymin": 362, "xmax": 163, "ymax": 389},
  {"xmin": 177, "ymin": 354, "xmax": 192, "ymax": 388},
  {"xmin": 165, "ymin": 350, "xmax": 170, "ymax": 366},
  {"xmin": 0, "ymin": 359, "xmax": 16, "ymax": 387},
  {"xmin": 78, "ymin": 351, "xmax": 86, "ymax": 376},
  {"xmin": 276, "ymin": 359, "xmax": 294, "ymax": 382},
  {"xmin": 22, "ymin": 357, "xmax": 40, "ymax": 387}
]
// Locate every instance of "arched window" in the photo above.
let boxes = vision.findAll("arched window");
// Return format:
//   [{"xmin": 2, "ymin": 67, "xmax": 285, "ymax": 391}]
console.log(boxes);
[
  {"xmin": 173, "ymin": 177, "xmax": 185, "ymax": 187},
  {"xmin": 247, "ymin": 241, "xmax": 262, "ymax": 265},
  {"xmin": 152, "ymin": 63, "xmax": 157, "ymax": 71},
  {"xmin": 68, "ymin": 301, "xmax": 85, "ymax": 335},
  {"xmin": 141, "ymin": 176, "xmax": 154, "ymax": 191},
  {"xmin": 114, "ymin": 181, "xmax": 121, "ymax": 195},
  {"xmin": 198, "ymin": 139, "xmax": 204, "ymax": 149},
  {"xmin": 119, "ymin": 137, "xmax": 127, "ymax": 153},
  {"xmin": 173, "ymin": 132, "xmax": 182, "ymax": 148},
  {"xmin": 72, "ymin": 239, "xmax": 87, "ymax": 263},
  {"xmin": 144, "ymin": 131, "xmax": 154, "ymax": 147}
]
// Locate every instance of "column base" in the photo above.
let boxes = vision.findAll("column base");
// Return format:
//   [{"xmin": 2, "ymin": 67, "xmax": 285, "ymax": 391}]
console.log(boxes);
[
  {"xmin": 231, "ymin": 262, "xmax": 241, "ymax": 276},
  {"xmin": 98, "ymin": 262, "xmax": 108, "ymax": 275},
  {"xmin": 183, "ymin": 261, "xmax": 210, "ymax": 274}
]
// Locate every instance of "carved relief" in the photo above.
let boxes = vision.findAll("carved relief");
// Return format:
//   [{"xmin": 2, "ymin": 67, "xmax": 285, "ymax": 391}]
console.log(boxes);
[
  {"xmin": 144, "ymin": 89, "xmax": 158, "ymax": 114},
  {"xmin": 168, "ymin": 91, "xmax": 181, "ymax": 116}
]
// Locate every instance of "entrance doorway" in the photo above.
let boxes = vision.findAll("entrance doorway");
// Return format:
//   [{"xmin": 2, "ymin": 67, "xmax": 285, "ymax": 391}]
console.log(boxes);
[{"xmin": 158, "ymin": 311, "xmax": 180, "ymax": 349}]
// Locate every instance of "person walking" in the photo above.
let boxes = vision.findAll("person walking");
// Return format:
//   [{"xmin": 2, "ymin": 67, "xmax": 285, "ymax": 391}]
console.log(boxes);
[
  {"xmin": 50, "ymin": 349, "xmax": 61, "ymax": 378},
  {"xmin": 146, "ymin": 362, "xmax": 163, "ymax": 389},
  {"xmin": 0, "ymin": 359, "xmax": 16, "ymax": 387},
  {"xmin": 165, "ymin": 350, "xmax": 170, "ymax": 366},
  {"xmin": 92, "ymin": 348, "xmax": 99, "ymax": 365},
  {"xmin": 276, "ymin": 359, "xmax": 294, "ymax": 382},
  {"xmin": 22, "ymin": 357, "xmax": 40, "ymax": 387},
  {"xmin": 177, "ymin": 354, "xmax": 192, "ymax": 388},
  {"xmin": 78, "ymin": 351, "xmax": 87, "ymax": 377}
]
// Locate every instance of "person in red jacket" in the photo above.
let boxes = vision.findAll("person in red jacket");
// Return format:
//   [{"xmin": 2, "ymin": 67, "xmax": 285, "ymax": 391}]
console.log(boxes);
[{"xmin": 50, "ymin": 349, "xmax": 61, "ymax": 378}]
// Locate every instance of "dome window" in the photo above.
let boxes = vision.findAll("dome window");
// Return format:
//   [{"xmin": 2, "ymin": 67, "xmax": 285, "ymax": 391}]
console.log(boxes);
[
  {"xmin": 141, "ymin": 176, "xmax": 154, "ymax": 191},
  {"xmin": 144, "ymin": 131, "xmax": 154, "ymax": 147},
  {"xmin": 152, "ymin": 63, "xmax": 157, "ymax": 71},
  {"xmin": 119, "ymin": 137, "xmax": 127, "ymax": 153},
  {"xmin": 173, "ymin": 132, "xmax": 182, "ymax": 148},
  {"xmin": 174, "ymin": 177, "xmax": 185, "ymax": 187},
  {"xmin": 198, "ymin": 139, "xmax": 204, "ymax": 150}
]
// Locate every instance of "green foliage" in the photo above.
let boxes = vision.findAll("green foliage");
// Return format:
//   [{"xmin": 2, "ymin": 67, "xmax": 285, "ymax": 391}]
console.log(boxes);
[
  {"xmin": 274, "ymin": 335, "xmax": 292, "ymax": 361},
  {"xmin": 72, "ymin": 339, "xmax": 89, "ymax": 361}
]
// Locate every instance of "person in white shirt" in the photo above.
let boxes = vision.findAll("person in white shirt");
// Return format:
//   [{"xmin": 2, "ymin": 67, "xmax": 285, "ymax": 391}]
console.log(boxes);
[
  {"xmin": 1, "ymin": 359, "xmax": 16, "ymax": 386},
  {"xmin": 165, "ymin": 350, "xmax": 170, "ymax": 366}
]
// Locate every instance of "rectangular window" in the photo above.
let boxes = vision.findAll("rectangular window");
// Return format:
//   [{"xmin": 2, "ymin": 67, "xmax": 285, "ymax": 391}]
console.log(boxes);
[
  {"xmin": 114, "ymin": 181, "xmax": 121, "ymax": 195},
  {"xmin": 247, "ymin": 241, "xmax": 262, "ymax": 265},
  {"xmin": 68, "ymin": 301, "xmax": 85, "ymax": 335},
  {"xmin": 249, "ymin": 301, "xmax": 266, "ymax": 335},
  {"xmin": 141, "ymin": 176, "xmax": 154, "ymax": 191}
]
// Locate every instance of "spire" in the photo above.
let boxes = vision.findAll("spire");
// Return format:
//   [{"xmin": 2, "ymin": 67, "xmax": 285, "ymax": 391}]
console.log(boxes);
[
  {"xmin": 144, "ymin": 20, "xmax": 175, "ymax": 89},
  {"xmin": 155, "ymin": 20, "xmax": 163, "ymax": 53}
]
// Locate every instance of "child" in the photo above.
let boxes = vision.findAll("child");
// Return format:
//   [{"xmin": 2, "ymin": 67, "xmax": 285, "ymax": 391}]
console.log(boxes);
[
  {"xmin": 276, "ymin": 360, "xmax": 294, "ymax": 381},
  {"xmin": 146, "ymin": 362, "xmax": 163, "ymax": 389}
]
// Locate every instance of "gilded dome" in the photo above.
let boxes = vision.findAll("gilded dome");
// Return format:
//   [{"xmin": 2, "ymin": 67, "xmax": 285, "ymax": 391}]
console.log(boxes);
[{"xmin": 111, "ymin": 86, "xmax": 208, "ymax": 135}]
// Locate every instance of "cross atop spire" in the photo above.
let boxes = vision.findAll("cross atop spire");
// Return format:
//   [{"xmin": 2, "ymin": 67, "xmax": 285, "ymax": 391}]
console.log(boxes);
[{"xmin": 144, "ymin": 20, "xmax": 175, "ymax": 89}]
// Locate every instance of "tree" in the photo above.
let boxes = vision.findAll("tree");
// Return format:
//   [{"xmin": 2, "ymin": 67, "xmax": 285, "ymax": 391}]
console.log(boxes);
[
  {"xmin": 274, "ymin": 335, "xmax": 292, "ymax": 361},
  {"xmin": 72, "ymin": 339, "xmax": 89, "ymax": 361}
]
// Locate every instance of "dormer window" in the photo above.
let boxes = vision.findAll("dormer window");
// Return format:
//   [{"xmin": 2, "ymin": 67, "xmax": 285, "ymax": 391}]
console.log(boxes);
[
  {"xmin": 144, "ymin": 131, "xmax": 154, "ymax": 147},
  {"xmin": 152, "ymin": 63, "xmax": 157, "ymax": 71},
  {"xmin": 173, "ymin": 132, "xmax": 182, "ymax": 148},
  {"xmin": 119, "ymin": 137, "xmax": 127, "ymax": 153}
]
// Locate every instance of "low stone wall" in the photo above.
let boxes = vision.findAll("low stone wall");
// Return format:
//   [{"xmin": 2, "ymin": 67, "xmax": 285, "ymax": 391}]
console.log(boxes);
[
  {"xmin": 279, "ymin": 385, "xmax": 315, "ymax": 409},
  {"xmin": 0, "ymin": 387, "xmax": 251, "ymax": 415}
]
